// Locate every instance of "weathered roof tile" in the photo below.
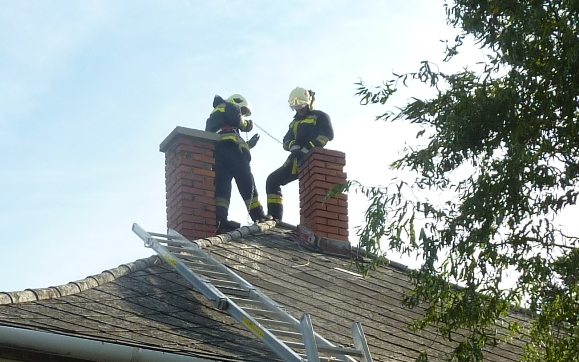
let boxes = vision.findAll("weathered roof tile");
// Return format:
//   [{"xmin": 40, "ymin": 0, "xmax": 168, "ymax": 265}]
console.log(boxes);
[{"xmin": 0, "ymin": 223, "xmax": 525, "ymax": 362}]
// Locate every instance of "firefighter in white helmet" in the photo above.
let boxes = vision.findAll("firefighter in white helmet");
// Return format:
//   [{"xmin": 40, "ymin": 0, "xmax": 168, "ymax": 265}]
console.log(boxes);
[
  {"xmin": 205, "ymin": 94, "xmax": 269, "ymax": 233},
  {"xmin": 266, "ymin": 87, "xmax": 334, "ymax": 221}
]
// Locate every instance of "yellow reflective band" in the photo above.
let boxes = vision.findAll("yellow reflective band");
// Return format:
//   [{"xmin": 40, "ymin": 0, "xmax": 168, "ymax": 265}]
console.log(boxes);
[
  {"xmin": 245, "ymin": 197, "xmax": 260, "ymax": 208},
  {"xmin": 292, "ymin": 120, "xmax": 299, "ymax": 137},
  {"xmin": 248, "ymin": 201, "xmax": 261, "ymax": 210},
  {"xmin": 221, "ymin": 135, "xmax": 239, "ymax": 142},
  {"xmin": 267, "ymin": 194, "xmax": 282, "ymax": 204},
  {"xmin": 292, "ymin": 117, "xmax": 317, "ymax": 137},
  {"xmin": 211, "ymin": 106, "xmax": 226, "ymax": 114},
  {"xmin": 216, "ymin": 198, "xmax": 230, "ymax": 209},
  {"xmin": 291, "ymin": 158, "xmax": 298, "ymax": 174}
]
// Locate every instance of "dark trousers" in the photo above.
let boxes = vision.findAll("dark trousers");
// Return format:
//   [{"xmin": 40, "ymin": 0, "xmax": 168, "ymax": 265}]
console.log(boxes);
[
  {"xmin": 266, "ymin": 155, "xmax": 300, "ymax": 221},
  {"xmin": 214, "ymin": 143, "xmax": 263, "ymax": 221}
]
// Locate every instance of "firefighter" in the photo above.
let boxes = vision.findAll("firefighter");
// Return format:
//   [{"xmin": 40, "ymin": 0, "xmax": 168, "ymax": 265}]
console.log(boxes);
[
  {"xmin": 205, "ymin": 94, "xmax": 269, "ymax": 233},
  {"xmin": 266, "ymin": 87, "xmax": 334, "ymax": 221}
]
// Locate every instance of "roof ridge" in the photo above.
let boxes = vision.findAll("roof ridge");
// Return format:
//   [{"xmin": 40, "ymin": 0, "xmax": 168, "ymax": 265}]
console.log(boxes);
[
  {"xmin": 193, "ymin": 221, "xmax": 277, "ymax": 248},
  {"xmin": 0, "ymin": 255, "xmax": 161, "ymax": 305}
]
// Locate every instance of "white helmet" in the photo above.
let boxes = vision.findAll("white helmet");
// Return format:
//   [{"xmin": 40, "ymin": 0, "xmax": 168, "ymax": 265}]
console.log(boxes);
[
  {"xmin": 227, "ymin": 94, "xmax": 252, "ymax": 116},
  {"xmin": 288, "ymin": 87, "xmax": 312, "ymax": 110}
]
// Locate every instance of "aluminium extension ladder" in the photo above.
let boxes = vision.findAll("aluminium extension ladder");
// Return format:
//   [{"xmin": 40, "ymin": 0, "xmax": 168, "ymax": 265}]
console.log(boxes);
[{"xmin": 132, "ymin": 223, "xmax": 373, "ymax": 362}]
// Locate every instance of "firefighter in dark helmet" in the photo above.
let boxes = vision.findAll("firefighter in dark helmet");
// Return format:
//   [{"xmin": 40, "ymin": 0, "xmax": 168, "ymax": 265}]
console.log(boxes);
[
  {"xmin": 205, "ymin": 94, "xmax": 269, "ymax": 233},
  {"xmin": 266, "ymin": 87, "xmax": 334, "ymax": 221}
]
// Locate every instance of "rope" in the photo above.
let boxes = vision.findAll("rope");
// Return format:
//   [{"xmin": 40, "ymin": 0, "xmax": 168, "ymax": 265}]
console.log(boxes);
[
  {"xmin": 244, "ymin": 122, "xmax": 282, "ymax": 223},
  {"xmin": 255, "ymin": 122, "xmax": 283, "ymax": 145}
]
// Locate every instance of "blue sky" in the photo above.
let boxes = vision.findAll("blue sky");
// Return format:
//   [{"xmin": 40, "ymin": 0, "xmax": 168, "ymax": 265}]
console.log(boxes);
[{"xmin": 1, "ymin": 1, "xmax": 484, "ymax": 292}]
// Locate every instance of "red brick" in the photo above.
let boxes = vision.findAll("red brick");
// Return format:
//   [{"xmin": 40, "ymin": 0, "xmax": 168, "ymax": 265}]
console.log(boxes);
[
  {"xmin": 310, "ymin": 180, "xmax": 335, "ymax": 191},
  {"xmin": 192, "ymin": 168, "xmax": 215, "ymax": 177},
  {"xmin": 192, "ymin": 180, "xmax": 215, "ymax": 191},
  {"xmin": 193, "ymin": 209, "xmax": 216, "ymax": 218},
  {"xmin": 179, "ymin": 157, "xmax": 212, "ymax": 169},
  {"xmin": 327, "ymin": 204, "xmax": 348, "ymax": 215},
  {"xmin": 192, "ymin": 153, "xmax": 215, "ymax": 164},
  {"xmin": 326, "ymin": 163, "xmax": 344, "ymax": 171},
  {"xmin": 191, "ymin": 195, "xmax": 215, "ymax": 205},
  {"xmin": 325, "ymin": 176, "xmax": 346, "ymax": 185},
  {"xmin": 310, "ymin": 168, "xmax": 339, "ymax": 177}
]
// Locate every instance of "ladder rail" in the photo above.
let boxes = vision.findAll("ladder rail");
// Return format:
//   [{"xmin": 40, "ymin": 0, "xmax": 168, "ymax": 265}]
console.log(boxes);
[{"xmin": 133, "ymin": 224, "xmax": 228, "ymax": 309}]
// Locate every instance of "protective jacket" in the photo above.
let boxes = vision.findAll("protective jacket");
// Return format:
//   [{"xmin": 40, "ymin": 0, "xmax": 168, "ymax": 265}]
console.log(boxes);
[
  {"xmin": 282, "ymin": 109, "xmax": 334, "ymax": 152},
  {"xmin": 205, "ymin": 95, "xmax": 254, "ymax": 158}
]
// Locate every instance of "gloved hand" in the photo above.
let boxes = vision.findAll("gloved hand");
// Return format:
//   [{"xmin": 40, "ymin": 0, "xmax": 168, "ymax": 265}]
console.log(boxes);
[
  {"xmin": 247, "ymin": 133, "xmax": 260, "ymax": 149},
  {"xmin": 289, "ymin": 144, "xmax": 302, "ymax": 155},
  {"xmin": 243, "ymin": 119, "xmax": 254, "ymax": 132}
]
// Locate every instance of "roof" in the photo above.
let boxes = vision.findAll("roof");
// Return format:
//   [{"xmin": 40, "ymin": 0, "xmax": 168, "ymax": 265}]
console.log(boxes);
[{"xmin": 0, "ymin": 222, "xmax": 527, "ymax": 362}]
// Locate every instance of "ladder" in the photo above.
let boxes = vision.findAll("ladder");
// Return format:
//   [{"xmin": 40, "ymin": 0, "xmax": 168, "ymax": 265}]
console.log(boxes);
[{"xmin": 132, "ymin": 223, "xmax": 373, "ymax": 362}]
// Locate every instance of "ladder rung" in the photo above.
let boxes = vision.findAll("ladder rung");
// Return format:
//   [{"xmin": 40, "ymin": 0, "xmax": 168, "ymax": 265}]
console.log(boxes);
[
  {"xmin": 269, "ymin": 329, "xmax": 303, "ymax": 338},
  {"xmin": 298, "ymin": 353, "xmax": 350, "ymax": 362},
  {"xmin": 281, "ymin": 340, "xmax": 305, "ymax": 349},
  {"xmin": 253, "ymin": 317, "xmax": 294, "ymax": 328},
  {"xmin": 188, "ymin": 268, "xmax": 229, "ymax": 278},
  {"xmin": 165, "ymin": 245, "xmax": 201, "ymax": 253},
  {"xmin": 242, "ymin": 307, "xmax": 282, "ymax": 318},
  {"xmin": 147, "ymin": 236, "xmax": 175, "ymax": 245},
  {"xmin": 218, "ymin": 286, "xmax": 250, "ymax": 298},
  {"xmin": 180, "ymin": 260, "xmax": 218, "ymax": 270},
  {"xmin": 174, "ymin": 253, "xmax": 207, "ymax": 262},
  {"xmin": 318, "ymin": 345, "xmax": 363, "ymax": 357},
  {"xmin": 229, "ymin": 297, "xmax": 264, "ymax": 306},
  {"xmin": 148, "ymin": 231, "xmax": 177, "ymax": 239},
  {"xmin": 207, "ymin": 278, "xmax": 240, "ymax": 287}
]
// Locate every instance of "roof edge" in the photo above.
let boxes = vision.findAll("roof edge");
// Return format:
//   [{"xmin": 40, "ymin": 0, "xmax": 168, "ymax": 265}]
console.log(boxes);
[{"xmin": 0, "ymin": 255, "xmax": 161, "ymax": 305}]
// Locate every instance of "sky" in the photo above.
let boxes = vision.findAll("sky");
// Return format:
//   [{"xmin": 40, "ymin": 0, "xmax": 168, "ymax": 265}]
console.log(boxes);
[{"xmin": 0, "ymin": 0, "xmax": 488, "ymax": 292}]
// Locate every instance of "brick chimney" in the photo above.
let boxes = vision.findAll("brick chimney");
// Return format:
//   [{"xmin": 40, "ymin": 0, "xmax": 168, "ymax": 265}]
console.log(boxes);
[
  {"xmin": 159, "ymin": 127, "xmax": 220, "ymax": 241},
  {"xmin": 296, "ymin": 148, "xmax": 351, "ymax": 257}
]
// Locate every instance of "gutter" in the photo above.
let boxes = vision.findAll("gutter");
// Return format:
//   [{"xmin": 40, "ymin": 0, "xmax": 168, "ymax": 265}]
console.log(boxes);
[{"xmin": 0, "ymin": 325, "xmax": 217, "ymax": 362}]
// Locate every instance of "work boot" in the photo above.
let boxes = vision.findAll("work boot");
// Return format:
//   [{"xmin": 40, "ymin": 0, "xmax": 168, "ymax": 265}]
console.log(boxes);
[
  {"xmin": 250, "ymin": 207, "xmax": 271, "ymax": 223},
  {"xmin": 216, "ymin": 218, "xmax": 241, "ymax": 233},
  {"xmin": 256, "ymin": 214, "xmax": 274, "ymax": 223},
  {"xmin": 267, "ymin": 203, "xmax": 282, "ymax": 223}
]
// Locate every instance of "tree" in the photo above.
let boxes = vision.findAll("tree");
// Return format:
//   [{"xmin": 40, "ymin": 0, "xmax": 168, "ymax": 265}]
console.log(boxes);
[{"xmin": 345, "ymin": 1, "xmax": 579, "ymax": 361}]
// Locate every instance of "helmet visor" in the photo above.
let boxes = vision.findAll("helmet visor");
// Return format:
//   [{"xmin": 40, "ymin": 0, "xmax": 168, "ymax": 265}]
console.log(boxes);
[{"xmin": 290, "ymin": 103, "xmax": 308, "ymax": 111}]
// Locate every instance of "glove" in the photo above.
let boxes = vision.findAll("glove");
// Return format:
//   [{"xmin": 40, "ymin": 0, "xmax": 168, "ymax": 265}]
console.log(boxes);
[
  {"xmin": 243, "ymin": 119, "xmax": 254, "ymax": 132},
  {"xmin": 247, "ymin": 134, "xmax": 260, "ymax": 149},
  {"xmin": 289, "ymin": 144, "xmax": 301, "ymax": 155}
]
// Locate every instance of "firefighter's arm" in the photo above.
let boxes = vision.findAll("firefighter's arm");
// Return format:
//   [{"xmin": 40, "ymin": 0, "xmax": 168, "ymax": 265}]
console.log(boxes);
[
  {"xmin": 205, "ymin": 115, "xmax": 223, "ymax": 133},
  {"xmin": 282, "ymin": 127, "xmax": 296, "ymax": 151},
  {"xmin": 308, "ymin": 112, "xmax": 334, "ymax": 149},
  {"xmin": 239, "ymin": 118, "xmax": 254, "ymax": 132}
]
